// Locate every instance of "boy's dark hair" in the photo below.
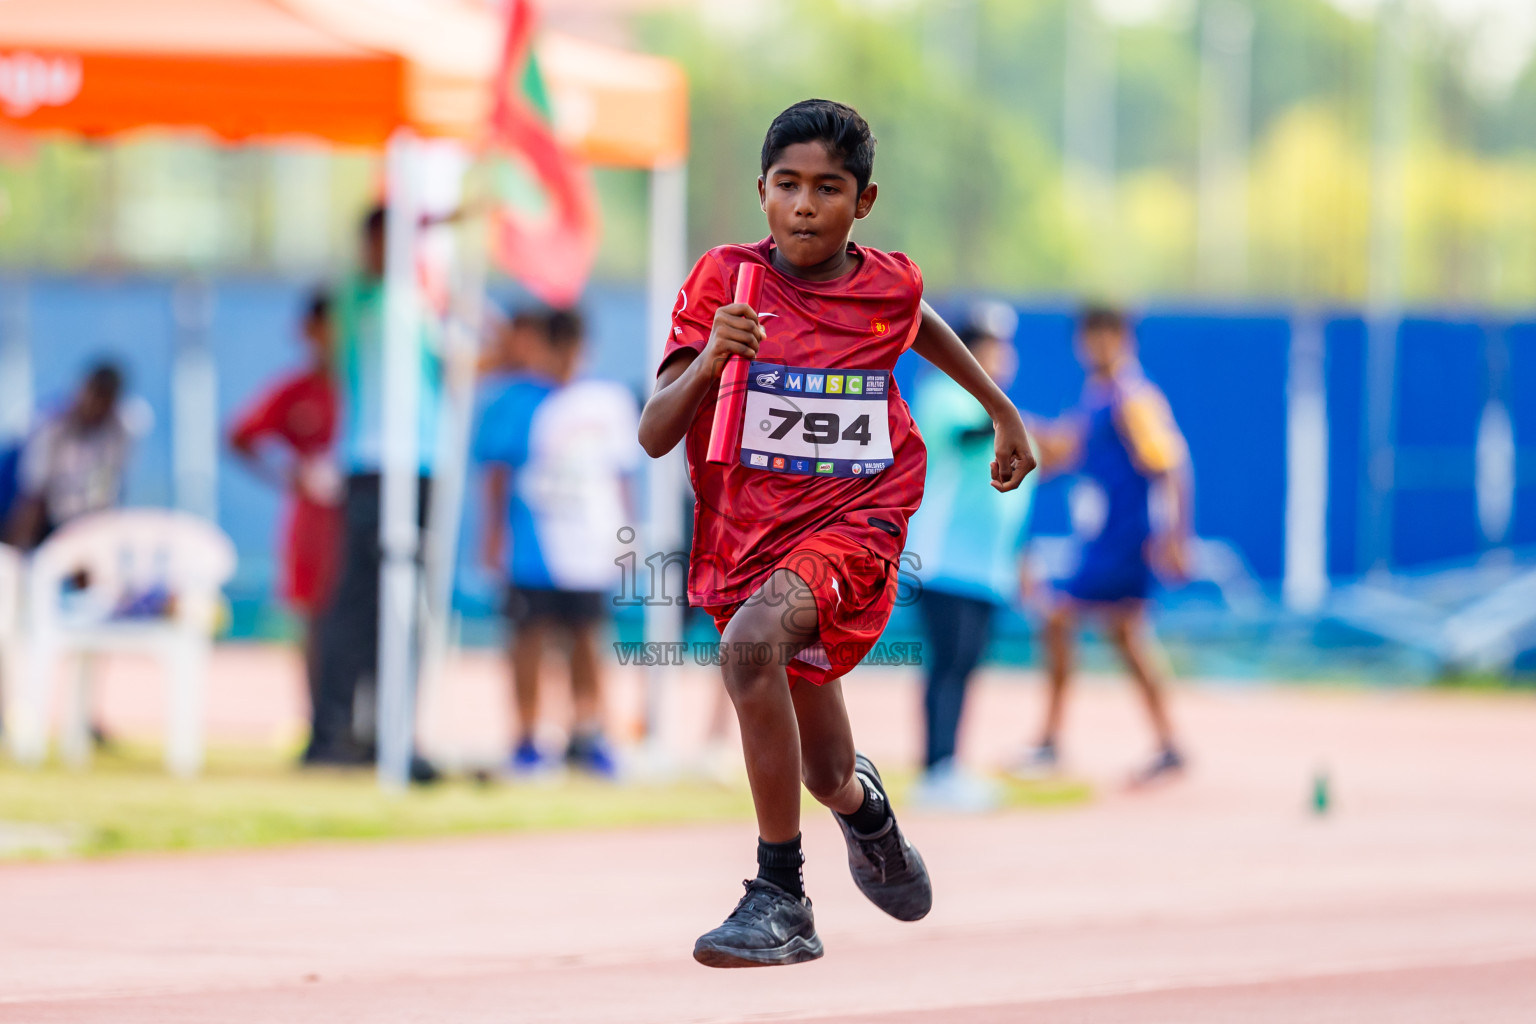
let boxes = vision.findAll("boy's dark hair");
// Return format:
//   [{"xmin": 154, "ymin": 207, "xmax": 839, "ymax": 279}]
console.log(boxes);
[
  {"xmin": 304, "ymin": 289, "xmax": 331, "ymax": 324},
  {"xmin": 761, "ymin": 99, "xmax": 877, "ymax": 194},
  {"xmin": 1079, "ymin": 303, "xmax": 1129, "ymax": 334},
  {"xmin": 546, "ymin": 308, "xmax": 585, "ymax": 349},
  {"xmin": 509, "ymin": 308, "xmax": 547, "ymax": 334},
  {"xmin": 85, "ymin": 361, "xmax": 124, "ymax": 400}
]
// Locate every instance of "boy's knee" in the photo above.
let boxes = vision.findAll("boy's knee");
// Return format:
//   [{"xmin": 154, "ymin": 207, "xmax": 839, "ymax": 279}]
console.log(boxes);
[{"xmin": 720, "ymin": 641, "xmax": 779, "ymax": 700}]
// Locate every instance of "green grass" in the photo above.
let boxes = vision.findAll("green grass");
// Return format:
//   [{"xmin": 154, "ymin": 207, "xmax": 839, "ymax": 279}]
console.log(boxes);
[{"xmin": 0, "ymin": 745, "xmax": 1091, "ymax": 860}]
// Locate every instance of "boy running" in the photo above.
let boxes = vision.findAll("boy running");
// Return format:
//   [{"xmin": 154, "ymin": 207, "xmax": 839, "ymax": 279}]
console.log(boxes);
[
  {"xmin": 1016, "ymin": 304, "xmax": 1191, "ymax": 785},
  {"xmin": 639, "ymin": 99, "xmax": 1034, "ymax": 967}
]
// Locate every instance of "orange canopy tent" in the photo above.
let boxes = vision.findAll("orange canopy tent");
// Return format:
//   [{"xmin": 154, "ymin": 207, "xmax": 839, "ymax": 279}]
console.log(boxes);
[
  {"xmin": 0, "ymin": 0, "xmax": 687, "ymax": 166},
  {"xmin": 0, "ymin": 0, "xmax": 691, "ymax": 785}
]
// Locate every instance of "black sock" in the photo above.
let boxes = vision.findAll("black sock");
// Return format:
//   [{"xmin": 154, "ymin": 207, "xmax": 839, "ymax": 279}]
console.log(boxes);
[
  {"xmin": 838, "ymin": 772, "xmax": 890, "ymax": 835},
  {"xmin": 756, "ymin": 835, "xmax": 804, "ymax": 899}
]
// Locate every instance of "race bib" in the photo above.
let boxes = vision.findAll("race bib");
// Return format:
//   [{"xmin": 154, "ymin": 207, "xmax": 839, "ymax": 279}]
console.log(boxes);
[{"xmin": 738, "ymin": 362, "xmax": 893, "ymax": 478}]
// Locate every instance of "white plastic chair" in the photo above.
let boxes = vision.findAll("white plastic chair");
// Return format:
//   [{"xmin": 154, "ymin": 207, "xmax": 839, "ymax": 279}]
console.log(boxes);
[
  {"xmin": 0, "ymin": 543, "xmax": 21, "ymax": 740},
  {"xmin": 8, "ymin": 510, "xmax": 236, "ymax": 777}
]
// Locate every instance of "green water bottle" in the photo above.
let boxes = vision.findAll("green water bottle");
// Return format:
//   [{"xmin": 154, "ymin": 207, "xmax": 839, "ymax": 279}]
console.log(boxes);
[{"xmin": 1311, "ymin": 766, "xmax": 1330, "ymax": 816}]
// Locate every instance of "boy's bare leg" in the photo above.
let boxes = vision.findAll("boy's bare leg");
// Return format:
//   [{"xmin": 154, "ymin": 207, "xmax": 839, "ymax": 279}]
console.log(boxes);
[
  {"xmin": 1105, "ymin": 603, "xmax": 1177, "ymax": 748},
  {"xmin": 568, "ymin": 621, "xmax": 603, "ymax": 731},
  {"xmin": 511, "ymin": 621, "xmax": 545, "ymax": 743},
  {"xmin": 719, "ymin": 568, "xmax": 819, "ymax": 844},
  {"xmin": 1041, "ymin": 602, "xmax": 1076, "ymax": 746},
  {"xmin": 792, "ymin": 677, "xmax": 863, "ymax": 815}
]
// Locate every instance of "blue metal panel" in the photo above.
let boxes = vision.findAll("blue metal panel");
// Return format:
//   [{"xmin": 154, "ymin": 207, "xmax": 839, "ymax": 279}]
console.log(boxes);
[
  {"xmin": 1507, "ymin": 323, "xmax": 1536, "ymax": 547},
  {"xmin": 1138, "ymin": 313, "xmax": 1289, "ymax": 581},
  {"xmin": 1391, "ymin": 317, "xmax": 1484, "ymax": 567},
  {"xmin": 1325, "ymin": 318, "xmax": 1365, "ymax": 578}
]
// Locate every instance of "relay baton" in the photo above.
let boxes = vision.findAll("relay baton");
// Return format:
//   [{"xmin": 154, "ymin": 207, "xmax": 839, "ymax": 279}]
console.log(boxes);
[{"xmin": 705, "ymin": 263, "xmax": 766, "ymax": 465}]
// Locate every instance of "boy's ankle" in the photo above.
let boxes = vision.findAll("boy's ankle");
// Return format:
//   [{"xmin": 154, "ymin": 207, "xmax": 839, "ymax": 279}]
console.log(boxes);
[
  {"xmin": 836, "ymin": 772, "xmax": 890, "ymax": 835},
  {"xmin": 756, "ymin": 834, "xmax": 805, "ymax": 899}
]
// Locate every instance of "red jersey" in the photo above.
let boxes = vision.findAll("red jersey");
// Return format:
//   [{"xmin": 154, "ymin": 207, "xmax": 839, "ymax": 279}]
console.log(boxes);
[
  {"xmin": 230, "ymin": 368, "xmax": 336, "ymax": 458},
  {"xmin": 661, "ymin": 238, "xmax": 928, "ymax": 610}
]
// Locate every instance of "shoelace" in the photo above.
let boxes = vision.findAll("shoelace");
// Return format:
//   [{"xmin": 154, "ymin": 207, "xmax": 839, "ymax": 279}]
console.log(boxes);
[{"xmin": 727, "ymin": 881, "xmax": 783, "ymax": 923}]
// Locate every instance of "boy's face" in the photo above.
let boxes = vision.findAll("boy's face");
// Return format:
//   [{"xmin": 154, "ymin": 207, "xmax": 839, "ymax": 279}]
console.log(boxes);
[
  {"xmin": 1078, "ymin": 325, "xmax": 1130, "ymax": 376},
  {"xmin": 758, "ymin": 142, "xmax": 877, "ymax": 270}
]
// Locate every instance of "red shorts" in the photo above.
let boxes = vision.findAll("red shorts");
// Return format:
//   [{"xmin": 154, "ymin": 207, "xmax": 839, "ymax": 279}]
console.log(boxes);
[
  {"xmin": 284, "ymin": 497, "xmax": 342, "ymax": 615},
  {"xmin": 709, "ymin": 532, "xmax": 899, "ymax": 686}
]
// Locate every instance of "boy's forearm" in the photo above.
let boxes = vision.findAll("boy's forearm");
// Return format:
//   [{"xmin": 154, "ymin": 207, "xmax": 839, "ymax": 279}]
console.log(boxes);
[
  {"xmin": 911, "ymin": 301, "xmax": 1015, "ymax": 418},
  {"xmin": 639, "ymin": 352, "xmax": 710, "ymax": 457},
  {"xmin": 1156, "ymin": 465, "xmax": 1194, "ymax": 538}
]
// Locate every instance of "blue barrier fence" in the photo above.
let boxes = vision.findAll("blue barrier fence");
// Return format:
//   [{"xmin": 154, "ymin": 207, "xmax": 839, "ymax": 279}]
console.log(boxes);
[{"xmin": 5, "ymin": 274, "xmax": 1535, "ymax": 641}]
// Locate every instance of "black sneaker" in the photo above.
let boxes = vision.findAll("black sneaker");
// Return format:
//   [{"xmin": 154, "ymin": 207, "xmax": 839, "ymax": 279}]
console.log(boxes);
[
  {"xmin": 834, "ymin": 753, "xmax": 933, "ymax": 922},
  {"xmin": 693, "ymin": 879, "xmax": 824, "ymax": 968}
]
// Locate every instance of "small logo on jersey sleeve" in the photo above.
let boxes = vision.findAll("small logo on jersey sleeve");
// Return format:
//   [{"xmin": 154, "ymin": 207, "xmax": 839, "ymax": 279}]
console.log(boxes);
[
  {"xmin": 871, "ymin": 318, "xmax": 890, "ymax": 336},
  {"xmin": 786, "ymin": 373, "xmax": 803, "ymax": 391},
  {"xmin": 826, "ymin": 375, "xmax": 844, "ymax": 394},
  {"xmin": 806, "ymin": 374, "xmax": 825, "ymax": 393}
]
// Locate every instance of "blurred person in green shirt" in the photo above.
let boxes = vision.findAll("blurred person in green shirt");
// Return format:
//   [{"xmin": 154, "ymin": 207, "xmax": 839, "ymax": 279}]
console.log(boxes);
[{"xmin": 305, "ymin": 205, "xmax": 441, "ymax": 781}]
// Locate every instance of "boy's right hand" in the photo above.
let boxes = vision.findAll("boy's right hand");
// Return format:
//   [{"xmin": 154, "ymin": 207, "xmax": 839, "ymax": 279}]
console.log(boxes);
[{"xmin": 700, "ymin": 302, "xmax": 765, "ymax": 379}]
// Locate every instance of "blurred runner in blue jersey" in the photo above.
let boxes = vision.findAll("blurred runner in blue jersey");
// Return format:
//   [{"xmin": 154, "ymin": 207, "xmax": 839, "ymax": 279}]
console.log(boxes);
[
  {"xmin": 475, "ymin": 309, "xmax": 640, "ymax": 779},
  {"xmin": 905, "ymin": 303, "xmax": 1034, "ymax": 811},
  {"xmin": 1016, "ymin": 304, "xmax": 1191, "ymax": 787}
]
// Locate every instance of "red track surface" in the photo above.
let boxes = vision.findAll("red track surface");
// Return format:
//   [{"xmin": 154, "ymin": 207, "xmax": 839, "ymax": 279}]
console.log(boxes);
[{"xmin": 3, "ymin": 649, "xmax": 1534, "ymax": 1021}]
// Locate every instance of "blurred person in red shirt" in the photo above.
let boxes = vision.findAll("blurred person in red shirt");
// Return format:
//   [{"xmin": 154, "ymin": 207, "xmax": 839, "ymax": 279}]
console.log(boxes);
[{"xmin": 228, "ymin": 290, "xmax": 343, "ymax": 715}]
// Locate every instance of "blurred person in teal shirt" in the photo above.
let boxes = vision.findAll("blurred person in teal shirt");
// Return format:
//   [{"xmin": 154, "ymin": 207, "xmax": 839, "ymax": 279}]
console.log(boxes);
[
  {"xmin": 306, "ymin": 205, "xmax": 441, "ymax": 780},
  {"xmin": 904, "ymin": 304, "xmax": 1034, "ymax": 811}
]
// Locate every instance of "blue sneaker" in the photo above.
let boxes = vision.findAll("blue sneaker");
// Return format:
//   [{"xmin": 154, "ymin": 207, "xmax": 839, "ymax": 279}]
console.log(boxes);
[
  {"xmin": 508, "ymin": 738, "xmax": 552, "ymax": 776},
  {"xmin": 565, "ymin": 731, "xmax": 619, "ymax": 779}
]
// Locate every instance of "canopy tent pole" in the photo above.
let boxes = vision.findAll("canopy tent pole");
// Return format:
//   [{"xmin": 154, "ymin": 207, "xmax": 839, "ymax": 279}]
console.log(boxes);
[
  {"xmin": 417, "ymin": 171, "xmax": 487, "ymax": 771},
  {"xmin": 377, "ymin": 130, "xmax": 426, "ymax": 791},
  {"xmin": 641, "ymin": 160, "xmax": 688, "ymax": 751}
]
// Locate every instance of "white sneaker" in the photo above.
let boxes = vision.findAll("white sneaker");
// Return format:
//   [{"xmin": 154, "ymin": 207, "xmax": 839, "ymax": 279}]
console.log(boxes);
[
  {"xmin": 1006, "ymin": 743, "xmax": 1060, "ymax": 781},
  {"xmin": 910, "ymin": 759, "xmax": 1002, "ymax": 813}
]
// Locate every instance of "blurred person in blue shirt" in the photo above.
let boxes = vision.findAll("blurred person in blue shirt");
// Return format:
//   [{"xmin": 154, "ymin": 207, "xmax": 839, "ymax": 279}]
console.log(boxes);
[
  {"xmin": 475, "ymin": 308, "xmax": 640, "ymax": 779},
  {"xmin": 905, "ymin": 304, "xmax": 1035, "ymax": 811},
  {"xmin": 1016, "ymin": 304, "xmax": 1191, "ymax": 786}
]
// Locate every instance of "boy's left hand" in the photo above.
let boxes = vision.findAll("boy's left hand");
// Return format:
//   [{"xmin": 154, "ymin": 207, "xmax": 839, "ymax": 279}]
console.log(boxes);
[{"xmin": 990, "ymin": 410, "xmax": 1037, "ymax": 492}]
